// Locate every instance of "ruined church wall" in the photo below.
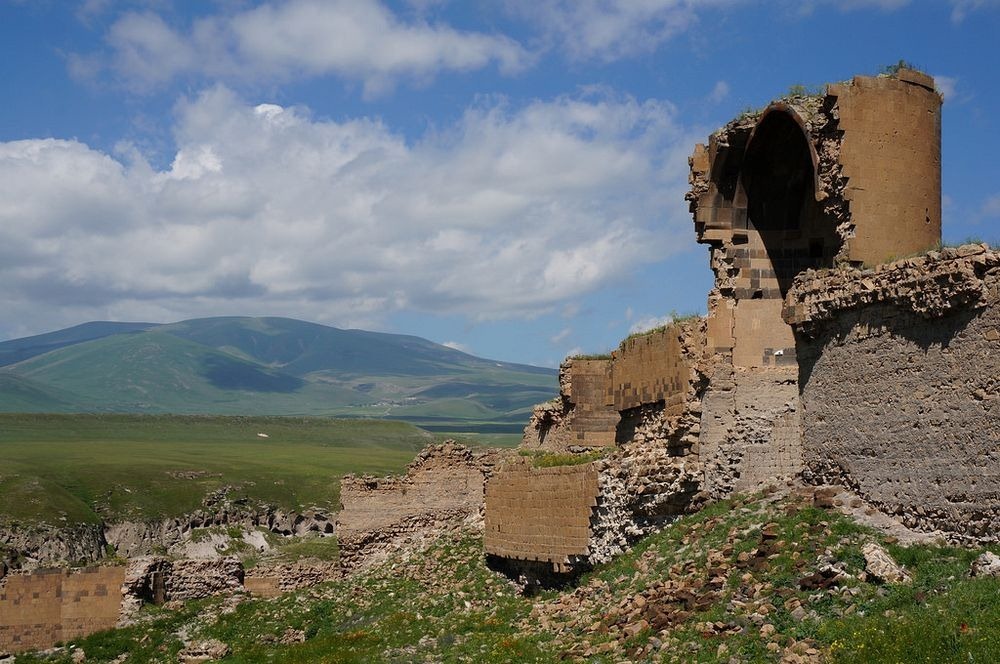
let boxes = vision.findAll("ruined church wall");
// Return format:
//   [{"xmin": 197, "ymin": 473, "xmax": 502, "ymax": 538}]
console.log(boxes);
[
  {"xmin": 0, "ymin": 566, "xmax": 125, "ymax": 654},
  {"xmin": 789, "ymin": 245, "xmax": 1000, "ymax": 539}
]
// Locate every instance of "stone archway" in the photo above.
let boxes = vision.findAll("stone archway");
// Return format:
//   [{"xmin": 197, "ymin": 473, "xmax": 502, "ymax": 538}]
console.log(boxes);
[{"xmin": 739, "ymin": 106, "xmax": 839, "ymax": 298}]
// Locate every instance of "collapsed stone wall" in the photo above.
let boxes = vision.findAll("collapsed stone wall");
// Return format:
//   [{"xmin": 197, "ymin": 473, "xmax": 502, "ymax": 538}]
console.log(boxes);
[
  {"xmin": 337, "ymin": 443, "xmax": 503, "ymax": 569},
  {"xmin": 521, "ymin": 359, "xmax": 618, "ymax": 451},
  {"xmin": 118, "ymin": 556, "xmax": 244, "ymax": 622},
  {"xmin": 244, "ymin": 560, "xmax": 341, "ymax": 598},
  {"xmin": 0, "ymin": 566, "xmax": 125, "ymax": 654},
  {"xmin": 486, "ymin": 320, "xmax": 708, "ymax": 573},
  {"xmin": 787, "ymin": 245, "xmax": 1000, "ymax": 540}
]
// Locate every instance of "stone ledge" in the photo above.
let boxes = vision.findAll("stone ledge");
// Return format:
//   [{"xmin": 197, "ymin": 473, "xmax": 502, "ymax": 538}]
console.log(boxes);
[{"xmin": 785, "ymin": 244, "xmax": 1000, "ymax": 333}]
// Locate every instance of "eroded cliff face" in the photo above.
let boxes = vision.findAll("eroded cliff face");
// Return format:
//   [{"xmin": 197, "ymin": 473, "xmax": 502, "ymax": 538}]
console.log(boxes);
[
  {"xmin": 788, "ymin": 245, "xmax": 1000, "ymax": 540},
  {"xmin": 0, "ymin": 523, "xmax": 107, "ymax": 573}
]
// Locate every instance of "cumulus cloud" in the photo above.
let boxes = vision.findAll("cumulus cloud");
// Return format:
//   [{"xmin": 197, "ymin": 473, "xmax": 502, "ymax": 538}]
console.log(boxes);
[
  {"xmin": 0, "ymin": 87, "xmax": 695, "ymax": 337},
  {"xmin": 95, "ymin": 0, "xmax": 529, "ymax": 95}
]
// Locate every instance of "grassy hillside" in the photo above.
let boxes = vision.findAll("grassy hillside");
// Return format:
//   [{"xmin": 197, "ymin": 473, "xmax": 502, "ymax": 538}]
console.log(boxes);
[
  {"xmin": 0, "ymin": 321, "xmax": 156, "ymax": 367},
  {"xmin": 17, "ymin": 491, "xmax": 1000, "ymax": 663},
  {"xmin": 0, "ymin": 317, "xmax": 556, "ymax": 432},
  {"xmin": 0, "ymin": 413, "xmax": 434, "ymax": 524}
]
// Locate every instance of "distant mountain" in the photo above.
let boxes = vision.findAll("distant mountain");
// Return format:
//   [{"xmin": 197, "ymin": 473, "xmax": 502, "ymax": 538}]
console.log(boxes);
[
  {"xmin": 0, "ymin": 321, "xmax": 157, "ymax": 367},
  {"xmin": 0, "ymin": 317, "xmax": 556, "ymax": 433}
]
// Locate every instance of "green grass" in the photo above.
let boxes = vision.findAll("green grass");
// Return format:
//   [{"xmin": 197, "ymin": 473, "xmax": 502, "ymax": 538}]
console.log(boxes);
[
  {"xmin": 518, "ymin": 449, "xmax": 606, "ymax": 467},
  {"xmin": 0, "ymin": 413, "xmax": 433, "ymax": 524},
  {"xmin": 17, "ymin": 491, "xmax": 1000, "ymax": 663}
]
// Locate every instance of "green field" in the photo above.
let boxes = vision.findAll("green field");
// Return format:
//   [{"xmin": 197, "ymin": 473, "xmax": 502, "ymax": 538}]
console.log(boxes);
[{"xmin": 0, "ymin": 414, "xmax": 438, "ymax": 525}]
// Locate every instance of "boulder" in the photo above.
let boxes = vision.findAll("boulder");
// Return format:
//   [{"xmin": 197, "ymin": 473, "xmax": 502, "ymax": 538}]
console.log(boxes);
[{"xmin": 862, "ymin": 542, "xmax": 911, "ymax": 584}]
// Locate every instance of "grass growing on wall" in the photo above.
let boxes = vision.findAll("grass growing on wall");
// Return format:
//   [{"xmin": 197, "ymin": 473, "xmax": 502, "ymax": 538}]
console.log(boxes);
[{"xmin": 517, "ymin": 448, "xmax": 607, "ymax": 468}]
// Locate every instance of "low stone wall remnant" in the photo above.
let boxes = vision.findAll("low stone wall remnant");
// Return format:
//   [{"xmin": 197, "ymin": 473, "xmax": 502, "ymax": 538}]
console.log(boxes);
[
  {"xmin": 337, "ymin": 443, "xmax": 503, "ymax": 569},
  {"xmin": 0, "ymin": 566, "xmax": 125, "ymax": 654}
]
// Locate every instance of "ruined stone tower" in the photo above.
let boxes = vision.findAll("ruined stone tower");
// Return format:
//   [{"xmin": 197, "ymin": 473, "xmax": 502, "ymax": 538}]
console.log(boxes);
[
  {"xmin": 691, "ymin": 68, "xmax": 942, "ymax": 373},
  {"xmin": 486, "ymin": 69, "xmax": 1000, "ymax": 576}
]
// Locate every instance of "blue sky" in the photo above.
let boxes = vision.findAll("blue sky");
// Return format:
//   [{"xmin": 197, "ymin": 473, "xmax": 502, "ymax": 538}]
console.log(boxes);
[{"xmin": 1, "ymin": 0, "xmax": 998, "ymax": 367}]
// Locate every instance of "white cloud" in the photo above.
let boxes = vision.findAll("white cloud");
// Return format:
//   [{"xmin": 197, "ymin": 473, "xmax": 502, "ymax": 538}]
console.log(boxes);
[
  {"xmin": 550, "ymin": 327, "xmax": 572, "ymax": 344},
  {"xmin": 0, "ymin": 87, "xmax": 694, "ymax": 338},
  {"xmin": 98, "ymin": 0, "xmax": 529, "ymax": 95},
  {"xmin": 796, "ymin": 0, "xmax": 909, "ymax": 12},
  {"xmin": 629, "ymin": 314, "xmax": 674, "ymax": 334},
  {"xmin": 933, "ymin": 74, "xmax": 958, "ymax": 101},
  {"xmin": 950, "ymin": 0, "xmax": 1000, "ymax": 22},
  {"xmin": 505, "ymin": 0, "xmax": 743, "ymax": 62},
  {"xmin": 708, "ymin": 80, "xmax": 730, "ymax": 104},
  {"xmin": 981, "ymin": 194, "xmax": 1000, "ymax": 219},
  {"xmin": 442, "ymin": 340, "xmax": 470, "ymax": 353}
]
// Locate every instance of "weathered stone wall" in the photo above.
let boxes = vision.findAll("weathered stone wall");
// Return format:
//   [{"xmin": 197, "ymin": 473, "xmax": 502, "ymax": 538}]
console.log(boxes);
[
  {"xmin": 788, "ymin": 245, "xmax": 1000, "ymax": 539},
  {"xmin": 522, "ymin": 323, "xmax": 702, "ymax": 452},
  {"xmin": 0, "ymin": 566, "xmax": 125, "ymax": 654},
  {"xmin": 337, "ymin": 443, "xmax": 501, "ymax": 569},
  {"xmin": 521, "ymin": 359, "xmax": 618, "ymax": 451},
  {"xmin": 698, "ymin": 366, "xmax": 802, "ymax": 499},
  {"xmin": 244, "ymin": 560, "xmax": 341, "ymax": 598},
  {"xmin": 612, "ymin": 327, "xmax": 692, "ymax": 412},
  {"xmin": 484, "ymin": 460, "xmax": 599, "ymax": 571},
  {"xmin": 488, "ymin": 320, "xmax": 708, "ymax": 572}
]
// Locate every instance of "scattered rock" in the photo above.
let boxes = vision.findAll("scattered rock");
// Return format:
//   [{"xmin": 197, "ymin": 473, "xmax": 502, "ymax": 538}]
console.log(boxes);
[
  {"xmin": 178, "ymin": 639, "xmax": 230, "ymax": 663},
  {"xmin": 970, "ymin": 551, "xmax": 1000, "ymax": 577},
  {"xmin": 279, "ymin": 628, "xmax": 307, "ymax": 645},
  {"xmin": 862, "ymin": 542, "xmax": 911, "ymax": 584}
]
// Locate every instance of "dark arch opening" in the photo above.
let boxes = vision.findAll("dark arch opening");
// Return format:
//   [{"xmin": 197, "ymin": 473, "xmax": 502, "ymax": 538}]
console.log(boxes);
[{"xmin": 740, "ymin": 109, "xmax": 838, "ymax": 296}]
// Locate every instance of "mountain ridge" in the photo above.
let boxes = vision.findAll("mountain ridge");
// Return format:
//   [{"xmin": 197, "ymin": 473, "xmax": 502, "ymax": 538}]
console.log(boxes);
[{"xmin": 0, "ymin": 317, "xmax": 556, "ymax": 432}]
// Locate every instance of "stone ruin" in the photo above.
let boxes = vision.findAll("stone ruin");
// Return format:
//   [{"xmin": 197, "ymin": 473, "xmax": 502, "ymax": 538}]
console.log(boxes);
[{"xmin": 484, "ymin": 68, "xmax": 1000, "ymax": 577}]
